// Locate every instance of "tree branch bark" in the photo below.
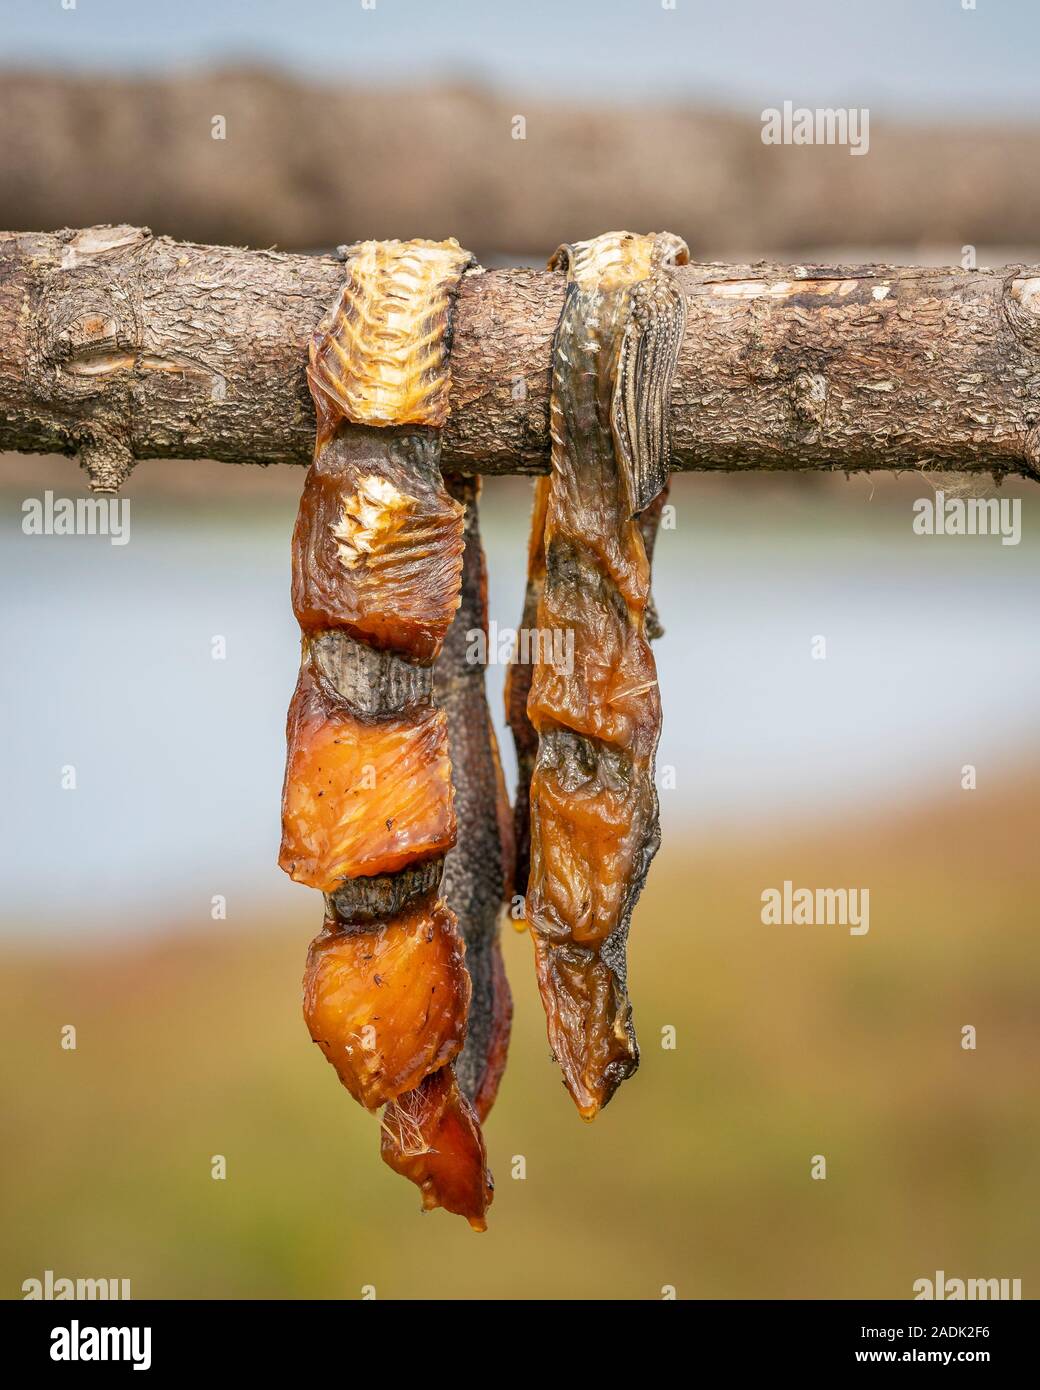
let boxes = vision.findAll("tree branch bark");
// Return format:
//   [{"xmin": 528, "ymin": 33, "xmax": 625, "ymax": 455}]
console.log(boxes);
[{"xmin": 3, "ymin": 225, "xmax": 1040, "ymax": 485}]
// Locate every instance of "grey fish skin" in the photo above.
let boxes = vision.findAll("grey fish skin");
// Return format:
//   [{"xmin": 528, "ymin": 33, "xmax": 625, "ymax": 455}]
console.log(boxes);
[
  {"xmin": 503, "ymin": 477, "xmax": 549, "ymax": 899},
  {"xmin": 436, "ymin": 475, "xmax": 514, "ymax": 1121},
  {"xmin": 638, "ymin": 482, "xmax": 670, "ymax": 641},
  {"xmin": 309, "ymin": 630, "xmax": 433, "ymax": 717},
  {"xmin": 325, "ymin": 858, "xmax": 444, "ymax": 925}
]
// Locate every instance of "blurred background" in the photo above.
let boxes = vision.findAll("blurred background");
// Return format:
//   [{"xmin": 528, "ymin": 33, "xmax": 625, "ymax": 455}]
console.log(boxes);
[{"xmin": 1, "ymin": 0, "xmax": 1038, "ymax": 1300}]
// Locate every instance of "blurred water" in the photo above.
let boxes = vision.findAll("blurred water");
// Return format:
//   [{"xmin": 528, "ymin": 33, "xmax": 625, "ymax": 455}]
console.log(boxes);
[{"xmin": 1, "ymin": 474, "xmax": 1037, "ymax": 935}]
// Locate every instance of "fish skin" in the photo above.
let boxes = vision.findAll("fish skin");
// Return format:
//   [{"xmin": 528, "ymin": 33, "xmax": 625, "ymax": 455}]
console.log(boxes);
[
  {"xmin": 436, "ymin": 476, "xmax": 513, "ymax": 1120},
  {"xmin": 522, "ymin": 231, "xmax": 687, "ymax": 1119},
  {"xmin": 503, "ymin": 476, "xmax": 549, "ymax": 900},
  {"xmin": 326, "ymin": 859, "xmax": 444, "ymax": 926},
  {"xmin": 309, "ymin": 629, "xmax": 432, "ymax": 717},
  {"xmin": 638, "ymin": 483, "xmax": 670, "ymax": 642}
]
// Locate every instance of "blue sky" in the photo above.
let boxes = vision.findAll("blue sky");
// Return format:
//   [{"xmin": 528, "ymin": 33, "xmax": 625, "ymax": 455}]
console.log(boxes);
[{"xmin": 2, "ymin": 0, "xmax": 1038, "ymax": 117}]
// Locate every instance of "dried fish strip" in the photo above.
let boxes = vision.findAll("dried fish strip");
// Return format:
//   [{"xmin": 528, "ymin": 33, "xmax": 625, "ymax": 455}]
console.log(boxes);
[{"xmin": 521, "ymin": 230, "xmax": 687, "ymax": 1120}]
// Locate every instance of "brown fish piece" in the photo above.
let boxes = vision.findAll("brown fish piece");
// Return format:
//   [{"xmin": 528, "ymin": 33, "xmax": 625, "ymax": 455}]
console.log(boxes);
[
  {"xmin": 303, "ymin": 897, "xmax": 470, "ymax": 1110},
  {"xmin": 280, "ymin": 658, "xmax": 455, "ymax": 890},
  {"xmin": 291, "ymin": 427, "xmax": 465, "ymax": 663},
  {"xmin": 381, "ymin": 1066, "xmax": 493, "ymax": 1232}
]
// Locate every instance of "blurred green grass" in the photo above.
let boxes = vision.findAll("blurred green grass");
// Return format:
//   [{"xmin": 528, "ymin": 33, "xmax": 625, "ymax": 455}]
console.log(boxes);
[{"xmin": 2, "ymin": 769, "xmax": 1038, "ymax": 1300}]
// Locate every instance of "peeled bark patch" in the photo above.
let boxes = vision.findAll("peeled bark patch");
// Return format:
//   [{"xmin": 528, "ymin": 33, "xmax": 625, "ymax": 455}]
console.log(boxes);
[{"xmin": 521, "ymin": 230, "xmax": 687, "ymax": 1119}]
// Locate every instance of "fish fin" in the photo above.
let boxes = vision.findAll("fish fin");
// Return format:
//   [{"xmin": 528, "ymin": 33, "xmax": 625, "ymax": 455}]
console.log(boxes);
[{"xmin": 612, "ymin": 274, "xmax": 687, "ymax": 516}]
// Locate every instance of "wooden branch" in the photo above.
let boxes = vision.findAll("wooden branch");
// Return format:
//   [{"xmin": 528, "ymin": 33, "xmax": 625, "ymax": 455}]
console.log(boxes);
[{"xmin": 3, "ymin": 225, "xmax": 1040, "ymax": 485}]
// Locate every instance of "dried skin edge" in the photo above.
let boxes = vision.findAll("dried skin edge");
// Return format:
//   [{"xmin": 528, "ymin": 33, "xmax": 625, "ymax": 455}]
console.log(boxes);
[
  {"xmin": 504, "ymin": 476, "xmax": 549, "ymax": 902},
  {"xmin": 381, "ymin": 1066, "xmax": 493, "ymax": 1231}
]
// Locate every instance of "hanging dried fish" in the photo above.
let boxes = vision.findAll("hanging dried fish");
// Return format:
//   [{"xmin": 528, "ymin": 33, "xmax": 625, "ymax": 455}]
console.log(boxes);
[
  {"xmin": 280, "ymin": 238, "xmax": 494, "ymax": 1229},
  {"xmin": 515, "ymin": 230, "xmax": 687, "ymax": 1120}
]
